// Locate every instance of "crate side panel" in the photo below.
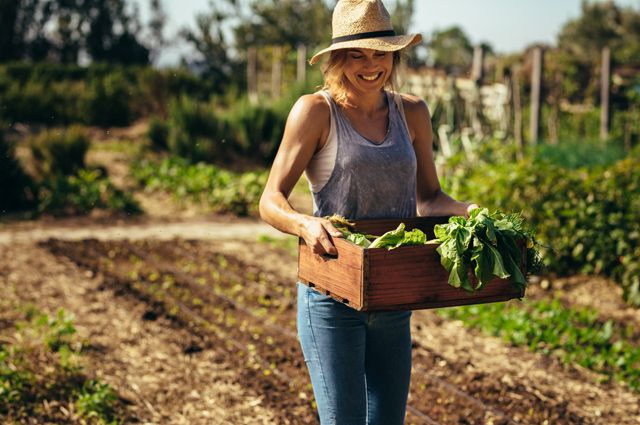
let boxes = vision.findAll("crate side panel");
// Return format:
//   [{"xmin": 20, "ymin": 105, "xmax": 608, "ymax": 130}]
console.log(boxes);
[
  {"xmin": 298, "ymin": 238, "xmax": 363, "ymax": 307},
  {"xmin": 365, "ymin": 245, "xmax": 523, "ymax": 310}
]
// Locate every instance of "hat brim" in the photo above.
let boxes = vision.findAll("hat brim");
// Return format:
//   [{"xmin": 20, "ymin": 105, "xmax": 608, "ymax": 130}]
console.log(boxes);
[{"xmin": 309, "ymin": 33, "xmax": 422, "ymax": 65}]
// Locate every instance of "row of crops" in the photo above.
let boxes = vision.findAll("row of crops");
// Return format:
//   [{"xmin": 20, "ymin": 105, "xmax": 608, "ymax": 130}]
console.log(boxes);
[{"xmin": 41, "ymin": 237, "xmax": 638, "ymax": 424}]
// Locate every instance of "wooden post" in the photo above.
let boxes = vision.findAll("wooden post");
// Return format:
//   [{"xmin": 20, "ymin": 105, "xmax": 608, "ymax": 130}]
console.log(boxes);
[
  {"xmin": 271, "ymin": 46, "xmax": 283, "ymax": 98},
  {"xmin": 529, "ymin": 47, "xmax": 543, "ymax": 145},
  {"xmin": 247, "ymin": 47, "xmax": 258, "ymax": 104},
  {"xmin": 297, "ymin": 44, "xmax": 307, "ymax": 84},
  {"xmin": 600, "ymin": 46, "xmax": 611, "ymax": 142},
  {"xmin": 512, "ymin": 64, "xmax": 524, "ymax": 158},
  {"xmin": 471, "ymin": 45, "xmax": 484, "ymax": 85}
]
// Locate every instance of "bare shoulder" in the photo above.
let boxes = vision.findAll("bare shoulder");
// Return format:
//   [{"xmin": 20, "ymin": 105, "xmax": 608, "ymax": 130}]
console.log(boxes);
[
  {"xmin": 399, "ymin": 93, "xmax": 430, "ymax": 118},
  {"xmin": 289, "ymin": 93, "xmax": 330, "ymax": 124}
]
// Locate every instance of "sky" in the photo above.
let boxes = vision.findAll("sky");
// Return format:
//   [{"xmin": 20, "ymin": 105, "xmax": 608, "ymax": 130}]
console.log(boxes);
[{"xmin": 138, "ymin": 0, "xmax": 640, "ymax": 65}]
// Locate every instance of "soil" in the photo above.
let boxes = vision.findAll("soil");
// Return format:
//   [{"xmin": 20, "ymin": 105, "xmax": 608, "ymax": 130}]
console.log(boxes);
[{"xmin": 1, "ymin": 215, "xmax": 639, "ymax": 425}]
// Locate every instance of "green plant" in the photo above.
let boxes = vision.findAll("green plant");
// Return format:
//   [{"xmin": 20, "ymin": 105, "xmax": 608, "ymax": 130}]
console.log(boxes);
[
  {"xmin": 29, "ymin": 125, "xmax": 90, "ymax": 177},
  {"xmin": 0, "ymin": 306, "xmax": 121, "ymax": 423},
  {"xmin": 75, "ymin": 380, "xmax": 118, "ymax": 423},
  {"xmin": 147, "ymin": 115, "xmax": 169, "ymax": 151},
  {"xmin": 0, "ymin": 127, "xmax": 36, "ymax": 212},
  {"xmin": 439, "ymin": 299, "xmax": 640, "ymax": 391},
  {"xmin": 131, "ymin": 157, "xmax": 267, "ymax": 216},
  {"xmin": 38, "ymin": 169, "xmax": 142, "ymax": 216},
  {"xmin": 442, "ymin": 141, "xmax": 640, "ymax": 306}
]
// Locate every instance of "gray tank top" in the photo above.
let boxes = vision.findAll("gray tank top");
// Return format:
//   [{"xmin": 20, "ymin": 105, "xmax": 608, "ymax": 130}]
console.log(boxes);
[{"xmin": 312, "ymin": 90, "xmax": 417, "ymax": 220}]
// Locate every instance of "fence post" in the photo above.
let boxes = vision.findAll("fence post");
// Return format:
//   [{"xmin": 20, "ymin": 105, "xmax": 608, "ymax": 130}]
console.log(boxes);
[
  {"xmin": 529, "ymin": 47, "xmax": 543, "ymax": 146},
  {"xmin": 600, "ymin": 46, "xmax": 611, "ymax": 142},
  {"xmin": 512, "ymin": 64, "xmax": 524, "ymax": 158},
  {"xmin": 471, "ymin": 45, "xmax": 484, "ymax": 85},
  {"xmin": 247, "ymin": 47, "xmax": 258, "ymax": 104},
  {"xmin": 272, "ymin": 46, "xmax": 283, "ymax": 98},
  {"xmin": 297, "ymin": 44, "xmax": 307, "ymax": 84}
]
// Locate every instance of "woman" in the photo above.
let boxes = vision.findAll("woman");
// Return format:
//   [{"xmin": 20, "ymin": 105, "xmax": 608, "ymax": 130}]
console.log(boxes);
[{"xmin": 259, "ymin": 1, "xmax": 477, "ymax": 423}]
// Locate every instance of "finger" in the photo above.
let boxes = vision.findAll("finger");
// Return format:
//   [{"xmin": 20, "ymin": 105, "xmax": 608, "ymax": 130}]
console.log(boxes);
[
  {"xmin": 323, "ymin": 222, "xmax": 344, "ymax": 238},
  {"xmin": 318, "ymin": 233, "xmax": 338, "ymax": 255}
]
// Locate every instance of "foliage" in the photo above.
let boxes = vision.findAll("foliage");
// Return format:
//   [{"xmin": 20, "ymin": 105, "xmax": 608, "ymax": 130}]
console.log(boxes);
[
  {"xmin": 180, "ymin": 6, "xmax": 238, "ymax": 90},
  {"xmin": 75, "ymin": 380, "xmax": 118, "ymax": 423},
  {"xmin": 0, "ymin": 0, "xmax": 150, "ymax": 65},
  {"xmin": 434, "ymin": 209, "xmax": 537, "ymax": 292},
  {"xmin": 0, "ymin": 62, "xmax": 216, "ymax": 126},
  {"xmin": 29, "ymin": 125, "xmax": 90, "ymax": 177},
  {"xmin": 147, "ymin": 115, "xmax": 169, "ymax": 151},
  {"xmin": 84, "ymin": 69, "xmax": 133, "ymax": 127},
  {"xmin": 233, "ymin": 0, "xmax": 331, "ymax": 51},
  {"xmin": 0, "ymin": 307, "xmax": 120, "ymax": 423},
  {"xmin": 130, "ymin": 157, "xmax": 267, "ymax": 216},
  {"xmin": 37, "ymin": 169, "xmax": 142, "ymax": 217},
  {"xmin": 442, "ymin": 141, "xmax": 640, "ymax": 305},
  {"xmin": 164, "ymin": 87, "xmax": 301, "ymax": 164},
  {"xmin": 439, "ymin": 299, "xmax": 640, "ymax": 391},
  {"xmin": 558, "ymin": 1, "xmax": 640, "ymax": 67},
  {"xmin": 534, "ymin": 139, "xmax": 626, "ymax": 169},
  {"xmin": 427, "ymin": 26, "xmax": 474, "ymax": 74},
  {"xmin": 0, "ymin": 126, "xmax": 36, "ymax": 212}
]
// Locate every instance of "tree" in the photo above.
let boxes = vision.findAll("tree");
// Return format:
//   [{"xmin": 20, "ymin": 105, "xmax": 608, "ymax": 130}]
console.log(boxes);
[
  {"xmin": 180, "ymin": 8, "xmax": 236, "ymax": 90},
  {"xmin": 147, "ymin": 0, "xmax": 167, "ymax": 64},
  {"xmin": 556, "ymin": 1, "xmax": 640, "ymax": 103},
  {"xmin": 232, "ymin": 0, "xmax": 332, "ymax": 51},
  {"xmin": 428, "ymin": 26, "xmax": 473, "ymax": 74},
  {"xmin": 0, "ymin": 0, "xmax": 151, "ymax": 65}
]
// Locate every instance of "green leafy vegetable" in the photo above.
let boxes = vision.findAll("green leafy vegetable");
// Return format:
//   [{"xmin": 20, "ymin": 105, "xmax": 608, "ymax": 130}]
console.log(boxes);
[
  {"xmin": 369, "ymin": 223, "xmax": 406, "ymax": 249},
  {"xmin": 434, "ymin": 208, "xmax": 536, "ymax": 292}
]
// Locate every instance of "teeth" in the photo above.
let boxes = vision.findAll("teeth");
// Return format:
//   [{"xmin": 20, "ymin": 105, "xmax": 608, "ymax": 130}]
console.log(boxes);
[{"xmin": 361, "ymin": 73, "xmax": 380, "ymax": 81}]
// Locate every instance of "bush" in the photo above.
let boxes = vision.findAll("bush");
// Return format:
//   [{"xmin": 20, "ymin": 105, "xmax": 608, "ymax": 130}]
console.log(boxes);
[
  {"xmin": 83, "ymin": 70, "xmax": 133, "ymax": 127},
  {"xmin": 37, "ymin": 169, "xmax": 141, "ymax": 217},
  {"xmin": 0, "ymin": 127, "xmax": 36, "ymax": 213},
  {"xmin": 131, "ymin": 157, "xmax": 267, "ymax": 216},
  {"xmin": 29, "ymin": 126, "xmax": 90, "ymax": 177},
  {"xmin": 147, "ymin": 115, "xmax": 169, "ymax": 151},
  {"xmin": 0, "ymin": 62, "xmax": 217, "ymax": 127},
  {"xmin": 167, "ymin": 96, "xmax": 221, "ymax": 162},
  {"xmin": 442, "ymin": 141, "xmax": 640, "ymax": 306}
]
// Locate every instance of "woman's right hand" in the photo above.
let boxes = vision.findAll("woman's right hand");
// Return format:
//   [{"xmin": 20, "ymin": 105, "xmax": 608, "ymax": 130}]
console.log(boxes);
[{"xmin": 299, "ymin": 216, "xmax": 343, "ymax": 256}]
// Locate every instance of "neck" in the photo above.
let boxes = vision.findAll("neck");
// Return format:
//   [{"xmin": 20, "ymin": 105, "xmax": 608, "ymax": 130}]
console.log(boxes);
[{"xmin": 344, "ymin": 89, "xmax": 387, "ymax": 114}]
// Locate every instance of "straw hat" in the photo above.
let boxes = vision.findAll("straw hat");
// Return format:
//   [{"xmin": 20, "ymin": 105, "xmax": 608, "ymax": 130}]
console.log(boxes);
[{"xmin": 309, "ymin": 0, "xmax": 422, "ymax": 65}]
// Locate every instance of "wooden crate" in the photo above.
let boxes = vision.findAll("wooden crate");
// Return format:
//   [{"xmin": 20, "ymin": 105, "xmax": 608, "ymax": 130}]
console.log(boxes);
[{"xmin": 298, "ymin": 216, "xmax": 526, "ymax": 311}]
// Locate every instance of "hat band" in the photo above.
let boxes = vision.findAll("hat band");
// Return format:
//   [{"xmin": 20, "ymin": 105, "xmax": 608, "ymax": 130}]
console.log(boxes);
[{"xmin": 331, "ymin": 30, "xmax": 396, "ymax": 44}]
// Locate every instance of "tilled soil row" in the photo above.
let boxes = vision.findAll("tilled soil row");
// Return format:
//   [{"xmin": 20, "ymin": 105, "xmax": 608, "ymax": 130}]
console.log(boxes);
[
  {"xmin": 40, "ymin": 238, "xmax": 634, "ymax": 425},
  {"xmin": 1, "ymin": 242, "xmax": 280, "ymax": 425},
  {"xmin": 43, "ymin": 238, "xmax": 321, "ymax": 425}
]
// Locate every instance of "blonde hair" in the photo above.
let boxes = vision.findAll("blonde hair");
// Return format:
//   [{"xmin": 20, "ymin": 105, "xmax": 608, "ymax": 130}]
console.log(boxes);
[{"xmin": 321, "ymin": 50, "xmax": 401, "ymax": 107}]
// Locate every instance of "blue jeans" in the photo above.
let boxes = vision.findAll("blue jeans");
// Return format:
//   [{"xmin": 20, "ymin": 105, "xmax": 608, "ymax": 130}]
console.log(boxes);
[{"xmin": 296, "ymin": 283, "xmax": 412, "ymax": 425}]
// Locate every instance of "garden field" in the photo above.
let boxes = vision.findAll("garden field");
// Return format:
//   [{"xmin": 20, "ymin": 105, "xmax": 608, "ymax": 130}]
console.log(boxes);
[
  {"xmin": 1, "ymin": 218, "xmax": 639, "ymax": 424},
  {"xmin": 1, "ymin": 125, "xmax": 640, "ymax": 424}
]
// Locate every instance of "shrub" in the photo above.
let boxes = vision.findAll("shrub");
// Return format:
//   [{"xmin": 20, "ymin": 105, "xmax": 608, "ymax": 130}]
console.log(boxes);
[
  {"xmin": 83, "ymin": 70, "xmax": 133, "ymax": 127},
  {"xmin": 442, "ymin": 141, "xmax": 640, "ymax": 306},
  {"xmin": 131, "ymin": 157, "xmax": 267, "ymax": 216},
  {"xmin": 167, "ymin": 96, "xmax": 221, "ymax": 162},
  {"xmin": 37, "ymin": 169, "xmax": 142, "ymax": 217},
  {"xmin": 0, "ymin": 127, "xmax": 36, "ymax": 212},
  {"xmin": 29, "ymin": 126, "xmax": 90, "ymax": 177},
  {"xmin": 147, "ymin": 115, "xmax": 169, "ymax": 151}
]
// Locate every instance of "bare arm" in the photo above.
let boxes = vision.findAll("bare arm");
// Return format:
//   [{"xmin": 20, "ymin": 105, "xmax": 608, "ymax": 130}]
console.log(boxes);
[
  {"xmin": 259, "ymin": 94, "xmax": 342, "ymax": 255},
  {"xmin": 402, "ymin": 94, "xmax": 478, "ymax": 217}
]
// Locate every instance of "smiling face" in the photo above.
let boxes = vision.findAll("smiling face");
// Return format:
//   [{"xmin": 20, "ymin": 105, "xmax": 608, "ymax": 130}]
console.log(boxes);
[{"xmin": 342, "ymin": 48, "xmax": 394, "ymax": 94}]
